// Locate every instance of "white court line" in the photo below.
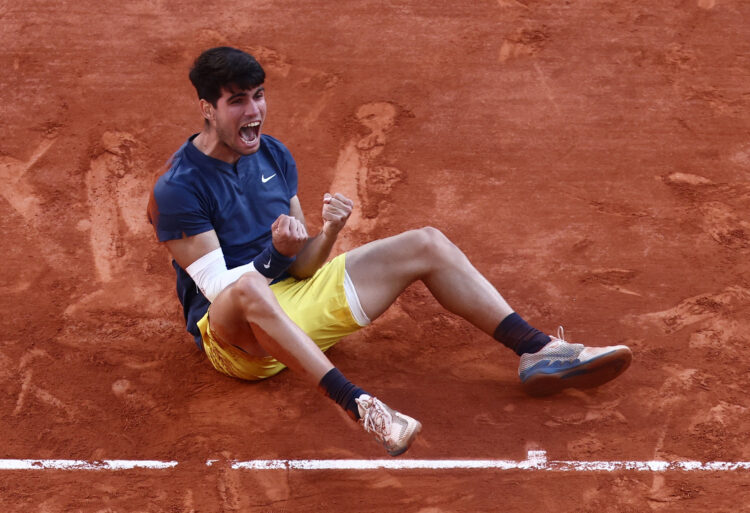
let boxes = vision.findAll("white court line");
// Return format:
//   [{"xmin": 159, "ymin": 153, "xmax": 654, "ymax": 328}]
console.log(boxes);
[
  {"xmin": 3, "ymin": 451, "xmax": 750, "ymax": 471},
  {"xmin": 211, "ymin": 450, "xmax": 750, "ymax": 471},
  {"xmin": 0, "ymin": 460, "xmax": 177, "ymax": 470}
]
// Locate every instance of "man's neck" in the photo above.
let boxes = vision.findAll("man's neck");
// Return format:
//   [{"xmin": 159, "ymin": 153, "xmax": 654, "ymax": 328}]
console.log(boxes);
[{"xmin": 192, "ymin": 131, "xmax": 240, "ymax": 164}]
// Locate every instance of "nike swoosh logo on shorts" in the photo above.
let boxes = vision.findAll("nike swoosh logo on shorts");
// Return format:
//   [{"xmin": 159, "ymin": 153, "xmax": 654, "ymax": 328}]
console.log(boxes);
[{"xmin": 261, "ymin": 173, "xmax": 276, "ymax": 183}]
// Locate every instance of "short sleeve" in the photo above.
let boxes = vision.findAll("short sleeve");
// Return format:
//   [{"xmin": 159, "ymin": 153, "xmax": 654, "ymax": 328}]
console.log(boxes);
[
  {"xmin": 263, "ymin": 136, "xmax": 298, "ymax": 199},
  {"xmin": 148, "ymin": 176, "xmax": 214, "ymax": 242},
  {"xmin": 284, "ymin": 151, "xmax": 298, "ymax": 198}
]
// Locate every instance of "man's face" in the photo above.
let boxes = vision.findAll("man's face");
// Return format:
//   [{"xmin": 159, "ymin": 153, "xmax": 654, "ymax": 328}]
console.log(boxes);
[{"xmin": 208, "ymin": 83, "xmax": 267, "ymax": 160}]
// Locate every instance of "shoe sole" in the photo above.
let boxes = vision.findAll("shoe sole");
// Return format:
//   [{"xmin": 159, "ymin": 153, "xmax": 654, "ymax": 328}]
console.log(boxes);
[
  {"xmin": 387, "ymin": 421, "xmax": 423, "ymax": 457},
  {"xmin": 521, "ymin": 347, "xmax": 633, "ymax": 397}
]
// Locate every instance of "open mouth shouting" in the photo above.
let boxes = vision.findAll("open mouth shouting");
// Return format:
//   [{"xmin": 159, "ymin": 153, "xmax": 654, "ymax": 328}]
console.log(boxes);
[{"xmin": 240, "ymin": 120, "xmax": 261, "ymax": 147}]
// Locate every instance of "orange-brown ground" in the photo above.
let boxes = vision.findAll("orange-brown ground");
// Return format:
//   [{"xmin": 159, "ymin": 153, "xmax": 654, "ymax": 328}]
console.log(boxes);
[{"xmin": 3, "ymin": 0, "xmax": 750, "ymax": 511}]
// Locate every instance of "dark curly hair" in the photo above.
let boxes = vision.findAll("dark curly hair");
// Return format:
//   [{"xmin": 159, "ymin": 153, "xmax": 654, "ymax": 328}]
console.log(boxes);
[{"xmin": 189, "ymin": 47, "xmax": 266, "ymax": 106}]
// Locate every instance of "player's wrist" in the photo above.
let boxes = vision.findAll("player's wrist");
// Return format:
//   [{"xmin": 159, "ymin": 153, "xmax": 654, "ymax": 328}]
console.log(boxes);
[
  {"xmin": 322, "ymin": 221, "xmax": 343, "ymax": 238},
  {"xmin": 252, "ymin": 244, "xmax": 295, "ymax": 279}
]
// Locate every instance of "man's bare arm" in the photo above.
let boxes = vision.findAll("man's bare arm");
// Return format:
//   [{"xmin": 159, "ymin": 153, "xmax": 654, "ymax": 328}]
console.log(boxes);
[
  {"xmin": 164, "ymin": 214, "xmax": 307, "ymax": 301},
  {"xmin": 287, "ymin": 193, "xmax": 352, "ymax": 278},
  {"xmin": 165, "ymin": 230, "xmax": 222, "ymax": 270}
]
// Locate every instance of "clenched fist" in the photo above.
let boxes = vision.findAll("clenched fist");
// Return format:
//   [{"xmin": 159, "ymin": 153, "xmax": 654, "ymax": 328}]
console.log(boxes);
[
  {"xmin": 322, "ymin": 193, "xmax": 353, "ymax": 237},
  {"xmin": 271, "ymin": 214, "xmax": 308, "ymax": 257}
]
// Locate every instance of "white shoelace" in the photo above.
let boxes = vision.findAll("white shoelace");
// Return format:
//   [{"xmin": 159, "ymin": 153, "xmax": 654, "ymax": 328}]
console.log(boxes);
[
  {"xmin": 359, "ymin": 398, "xmax": 393, "ymax": 441},
  {"xmin": 553, "ymin": 326, "xmax": 567, "ymax": 343}
]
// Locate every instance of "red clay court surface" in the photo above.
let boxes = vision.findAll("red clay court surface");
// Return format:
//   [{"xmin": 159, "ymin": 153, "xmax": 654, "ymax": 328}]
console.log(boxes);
[{"xmin": 3, "ymin": 0, "xmax": 750, "ymax": 511}]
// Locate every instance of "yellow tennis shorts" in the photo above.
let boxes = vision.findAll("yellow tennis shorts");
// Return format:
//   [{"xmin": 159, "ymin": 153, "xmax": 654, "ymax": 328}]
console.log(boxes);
[{"xmin": 197, "ymin": 253, "xmax": 363, "ymax": 381}]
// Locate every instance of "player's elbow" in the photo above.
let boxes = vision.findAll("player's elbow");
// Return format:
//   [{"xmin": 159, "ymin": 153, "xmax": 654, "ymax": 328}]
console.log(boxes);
[{"xmin": 286, "ymin": 258, "xmax": 319, "ymax": 280}]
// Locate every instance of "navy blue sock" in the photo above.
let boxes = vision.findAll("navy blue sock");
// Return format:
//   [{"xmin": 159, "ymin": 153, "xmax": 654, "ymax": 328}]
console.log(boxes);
[
  {"xmin": 318, "ymin": 368, "xmax": 369, "ymax": 421},
  {"xmin": 493, "ymin": 312, "xmax": 551, "ymax": 356}
]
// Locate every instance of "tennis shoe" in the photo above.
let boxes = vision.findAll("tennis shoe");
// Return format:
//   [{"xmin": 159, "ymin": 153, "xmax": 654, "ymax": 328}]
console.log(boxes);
[
  {"xmin": 519, "ymin": 327, "xmax": 632, "ymax": 396},
  {"xmin": 356, "ymin": 394, "xmax": 421, "ymax": 457}
]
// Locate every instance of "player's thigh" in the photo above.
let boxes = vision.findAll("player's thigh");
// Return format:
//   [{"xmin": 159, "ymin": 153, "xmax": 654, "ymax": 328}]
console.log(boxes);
[
  {"xmin": 345, "ymin": 228, "xmax": 435, "ymax": 320},
  {"xmin": 207, "ymin": 273, "xmax": 278, "ymax": 357}
]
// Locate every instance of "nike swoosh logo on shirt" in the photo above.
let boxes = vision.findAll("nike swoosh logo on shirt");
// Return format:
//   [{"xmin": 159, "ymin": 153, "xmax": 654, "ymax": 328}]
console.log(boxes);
[{"xmin": 261, "ymin": 173, "xmax": 276, "ymax": 183}]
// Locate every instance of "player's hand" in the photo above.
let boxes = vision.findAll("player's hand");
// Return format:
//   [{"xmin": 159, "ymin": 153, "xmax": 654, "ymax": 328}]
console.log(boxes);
[
  {"xmin": 271, "ymin": 214, "xmax": 308, "ymax": 257},
  {"xmin": 322, "ymin": 193, "xmax": 353, "ymax": 237}
]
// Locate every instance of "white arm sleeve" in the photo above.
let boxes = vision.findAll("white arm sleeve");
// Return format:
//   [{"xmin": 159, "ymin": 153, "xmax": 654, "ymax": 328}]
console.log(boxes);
[{"xmin": 185, "ymin": 247, "xmax": 271, "ymax": 303}]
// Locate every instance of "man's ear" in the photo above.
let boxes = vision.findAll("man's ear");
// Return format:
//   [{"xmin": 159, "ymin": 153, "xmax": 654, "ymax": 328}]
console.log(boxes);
[{"xmin": 199, "ymin": 99, "xmax": 214, "ymax": 122}]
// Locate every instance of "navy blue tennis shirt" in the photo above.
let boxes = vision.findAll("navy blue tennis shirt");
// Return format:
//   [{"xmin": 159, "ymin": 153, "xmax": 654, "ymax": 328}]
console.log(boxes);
[{"xmin": 148, "ymin": 134, "xmax": 298, "ymax": 348}]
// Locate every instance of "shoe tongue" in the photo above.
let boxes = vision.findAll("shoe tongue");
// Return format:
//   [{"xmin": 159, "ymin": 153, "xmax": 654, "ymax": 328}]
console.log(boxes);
[{"xmin": 356, "ymin": 394, "xmax": 371, "ymax": 418}]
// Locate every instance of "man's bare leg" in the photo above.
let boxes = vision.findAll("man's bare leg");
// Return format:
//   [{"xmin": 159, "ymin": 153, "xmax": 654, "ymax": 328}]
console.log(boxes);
[
  {"xmin": 209, "ymin": 272, "xmax": 333, "ymax": 385},
  {"xmin": 206, "ymin": 271, "xmax": 422, "ymax": 455},
  {"xmin": 345, "ymin": 227, "xmax": 632, "ymax": 394},
  {"xmin": 345, "ymin": 227, "xmax": 513, "ymax": 333}
]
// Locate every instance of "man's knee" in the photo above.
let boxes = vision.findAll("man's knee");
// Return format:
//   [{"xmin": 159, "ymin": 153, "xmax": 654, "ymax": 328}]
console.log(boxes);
[
  {"xmin": 229, "ymin": 272, "xmax": 279, "ymax": 318},
  {"xmin": 411, "ymin": 226, "xmax": 457, "ymax": 258}
]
